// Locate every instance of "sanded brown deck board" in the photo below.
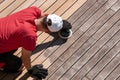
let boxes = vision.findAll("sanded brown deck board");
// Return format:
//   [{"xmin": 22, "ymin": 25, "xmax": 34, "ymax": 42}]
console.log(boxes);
[
  {"xmin": 0, "ymin": 0, "xmax": 56, "ymax": 79},
  {"xmin": 0, "ymin": 0, "xmax": 87, "ymax": 80},
  {"xmin": 0, "ymin": 0, "xmax": 15, "ymax": 13},
  {"xmin": 0, "ymin": 0, "xmax": 27, "ymax": 18}
]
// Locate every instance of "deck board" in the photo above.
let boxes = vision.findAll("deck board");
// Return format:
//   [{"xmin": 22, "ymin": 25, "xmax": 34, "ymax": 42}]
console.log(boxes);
[
  {"xmin": 105, "ymin": 64, "xmax": 120, "ymax": 80},
  {"xmin": 57, "ymin": 7, "xmax": 116, "ymax": 80},
  {"xmin": 0, "ymin": 0, "xmax": 26, "ymax": 17},
  {"xmin": 0, "ymin": 0, "xmax": 120, "ymax": 80},
  {"xmin": 0, "ymin": 0, "xmax": 15, "ymax": 13}
]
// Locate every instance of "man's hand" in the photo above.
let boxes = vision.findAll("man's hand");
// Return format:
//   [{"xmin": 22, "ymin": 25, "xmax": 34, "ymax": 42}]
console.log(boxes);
[{"xmin": 28, "ymin": 64, "xmax": 48, "ymax": 79}]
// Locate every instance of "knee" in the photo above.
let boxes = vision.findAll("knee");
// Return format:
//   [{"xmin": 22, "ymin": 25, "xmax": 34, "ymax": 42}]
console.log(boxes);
[{"xmin": 4, "ymin": 55, "xmax": 22, "ymax": 73}]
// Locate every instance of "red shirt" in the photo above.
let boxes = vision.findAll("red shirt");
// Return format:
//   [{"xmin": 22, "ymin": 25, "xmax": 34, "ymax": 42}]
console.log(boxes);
[{"xmin": 0, "ymin": 6, "xmax": 41, "ymax": 53}]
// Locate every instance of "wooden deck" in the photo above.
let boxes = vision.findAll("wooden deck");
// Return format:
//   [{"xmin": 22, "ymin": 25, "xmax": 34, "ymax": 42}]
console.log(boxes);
[{"xmin": 0, "ymin": 0, "xmax": 120, "ymax": 80}]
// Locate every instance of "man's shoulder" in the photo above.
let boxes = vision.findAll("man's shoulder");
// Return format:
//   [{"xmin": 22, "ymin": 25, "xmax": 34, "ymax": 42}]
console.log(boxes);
[{"xmin": 23, "ymin": 6, "xmax": 41, "ymax": 19}]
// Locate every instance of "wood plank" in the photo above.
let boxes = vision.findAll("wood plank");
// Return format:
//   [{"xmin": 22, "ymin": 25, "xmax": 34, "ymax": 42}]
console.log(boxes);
[
  {"xmin": 80, "ymin": 0, "xmax": 118, "ymax": 32},
  {"xmin": 94, "ymin": 51, "xmax": 120, "ymax": 80},
  {"xmin": 105, "ymin": 64, "xmax": 120, "ymax": 80},
  {"xmin": 32, "ymin": 0, "xmax": 46, "ymax": 7},
  {"xmin": 54, "ymin": 0, "xmax": 78, "ymax": 16},
  {"xmin": 31, "ymin": 0, "xmax": 87, "ymax": 70},
  {"xmin": 29, "ymin": 0, "xmax": 88, "ymax": 73},
  {"xmin": 29, "ymin": 0, "xmax": 68, "ymax": 59},
  {"xmin": 60, "ymin": 68, "xmax": 76, "ymax": 80},
  {"xmin": 43, "ymin": 0, "xmax": 97, "ymax": 77},
  {"xmin": 40, "ymin": 0, "xmax": 57, "ymax": 12},
  {"xmin": 92, "ymin": 14, "xmax": 120, "ymax": 40},
  {"xmin": 0, "ymin": 0, "xmax": 4, "ymax": 4},
  {"xmin": 30, "ymin": 0, "xmax": 87, "ymax": 71},
  {"xmin": 72, "ymin": 31, "xmax": 120, "ymax": 79},
  {"xmin": 82, "ymin": 77, "xmax": 89, "ymax": 80},
  {"xmin": 117, "ymin": 76, "xmax": 120, "ymax": 80},
  {"xmin": 49, "ymin": 8, "xmax": 115, "ymax": 80},
  {"xmin": 79, "ymin": 28, "xmax": 120, "ymax": 79},
  {"xmin": 73, "ymin": 38, "xmax": 120, "ymax": 80},
  {"xmin": 111, "ymin": 0, "xmax": 120, "ymax": 12},
  {"xmin": 62, "ymin": 0, "xmax": 87, "ymax": 19},
  {"xmin": 45, "ymin": 0, "xmax": 67, "ymax": 14},
  {"xmin": 71, "ymin": 0, "xmax": 108, "ymax": 33},
  {"xmin": 85, "ymin": 21, "xmax": 120, "ymax": 79},
  {"xmin": 1, "ymin": 0, "xmax": 120, "ymax": 80},
  {"xmin": 44, "ymin": 0, "xmax": 112, "ymax": 79},
  {"xmin": 29, "ymin": 0, "xmax": 84, "ymax": 63},
  {"xmin": 0, "ymin": 0, "xmax": 60, "ymax": 79},
  {"xmin": 0, "ymin": 0, "xmax": 14, "ymax": 13},
  {"xmin": 0, "ymin": 0, "xmax": 49, "ymax": 78},
  {"xmin": 14, "ymin": 0, "xmax": 86, "ymax": 79},
  {"xmin": 71, "ymin": 12, "xmax": 120, "ymax": 80},
  {"xmin": 0, "ymin": 0, "xmax": 86, "ymax": 79},
  {"xmin": 45, "ymin": 31, "xmax": 84, "ymax": 80},
  {"xmin": 62, "ymin": 45, "xmax": 110, "ymax": 80},
  {"xmin": 31, "ymin": 34, "xmax": 54, "ymax": 62},
  {"xmin": 12, "ymin": 0, "xmax": 36, "ymax": 13},
  {"xmin": 0, "ymin": 0, "xmax": 26, "ymax": 17},
  {"xmin": 32, "ymin": 0, "xmax": 120, "ymax": 79},
  {"xmin": 32, "ymin": 1, "xmax": 99, "ymax": 79},
  {"xmin": 68, "ymin": 0, "xmax": 96, "ymax": 24}
]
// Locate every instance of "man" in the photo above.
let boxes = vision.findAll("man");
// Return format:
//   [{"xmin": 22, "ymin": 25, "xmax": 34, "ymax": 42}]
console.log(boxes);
[{"xmin": 0, "ymin": 6, "xmax": 63, "ymax": 79}]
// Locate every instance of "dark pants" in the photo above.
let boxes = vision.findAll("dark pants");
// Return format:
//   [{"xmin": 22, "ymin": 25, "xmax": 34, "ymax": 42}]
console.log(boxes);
[{"xmin": 0, "ymin": 49, "xmax": 22, "ymax": 73}]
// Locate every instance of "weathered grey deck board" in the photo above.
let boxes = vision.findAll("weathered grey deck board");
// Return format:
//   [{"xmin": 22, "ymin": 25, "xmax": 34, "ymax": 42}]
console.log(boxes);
[
  {"xmin": 0, "ymin": 0, "xmax": 120, "ymax": 80},
  {"xmin": 105, "ymin": 63, "xmax": 120, "ymax": 80}
]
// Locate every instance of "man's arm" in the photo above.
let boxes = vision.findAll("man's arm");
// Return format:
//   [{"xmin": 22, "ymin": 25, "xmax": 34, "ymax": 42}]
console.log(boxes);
[
  {"xmin": 21, "ymin": 48, "xmax": 32, "ymax": 71},
  {"xmin": 21, "ymin": 48, "xmax": 48, "ymax": 79}
]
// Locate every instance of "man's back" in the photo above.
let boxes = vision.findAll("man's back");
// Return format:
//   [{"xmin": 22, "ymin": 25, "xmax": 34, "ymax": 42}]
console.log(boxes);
[{"xmin": 0, "ymin": 6, "xmax": 41, "ymax": 53}]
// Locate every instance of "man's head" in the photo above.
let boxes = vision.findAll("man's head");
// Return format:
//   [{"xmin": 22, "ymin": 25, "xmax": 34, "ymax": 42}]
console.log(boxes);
[
  {"xmin": 41, "ymin": 14, "xmax": 63, "ymax": 33},
  {"xmin": 37, "ymin": 14, "xmax": 72, "ymax": 39}
]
